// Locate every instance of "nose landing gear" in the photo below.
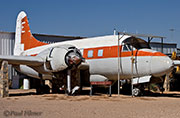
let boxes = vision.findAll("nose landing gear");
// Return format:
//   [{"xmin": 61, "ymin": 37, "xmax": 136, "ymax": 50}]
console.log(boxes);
[{"xmin": 132, "ymin": 88, "xmax": 141, "ymax": 96}]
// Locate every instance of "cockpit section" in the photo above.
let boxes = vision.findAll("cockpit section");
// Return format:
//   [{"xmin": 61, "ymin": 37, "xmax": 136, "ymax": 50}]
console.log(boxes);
[
  {"xmin": 122, "ymin": 37, "xmax": 151, "ymax": 52},
  {"xmin": 122, "ymin": 44, "xmax": 136, "ymax": 52}
]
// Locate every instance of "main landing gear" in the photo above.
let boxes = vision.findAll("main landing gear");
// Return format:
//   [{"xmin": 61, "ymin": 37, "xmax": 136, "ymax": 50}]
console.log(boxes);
[{"xmin": 131, "ymin": 84, "xmax": 145, "ymax": 97}]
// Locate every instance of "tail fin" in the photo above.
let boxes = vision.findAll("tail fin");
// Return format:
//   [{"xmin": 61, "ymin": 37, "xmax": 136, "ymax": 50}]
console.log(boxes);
[{"xmin": 14, "ymin": 11, "xmax": 47, "ymax": 55}]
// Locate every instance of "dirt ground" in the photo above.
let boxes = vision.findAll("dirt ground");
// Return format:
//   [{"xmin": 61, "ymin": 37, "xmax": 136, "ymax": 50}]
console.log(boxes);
[{"xmin": 0, "ymin": 89, "xmax": 180, "ymax": 118}]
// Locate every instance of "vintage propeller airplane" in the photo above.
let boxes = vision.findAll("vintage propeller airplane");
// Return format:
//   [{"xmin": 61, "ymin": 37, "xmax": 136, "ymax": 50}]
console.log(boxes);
[{"xmin": 0, "ymin": 11, "xmax": 177, "ymax": 96}]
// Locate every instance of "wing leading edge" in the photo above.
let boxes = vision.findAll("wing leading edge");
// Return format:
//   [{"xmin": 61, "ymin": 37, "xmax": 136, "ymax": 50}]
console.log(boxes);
[{"xmin": 0, "ymin": 55, "xmax": 44, "ymax": 66}]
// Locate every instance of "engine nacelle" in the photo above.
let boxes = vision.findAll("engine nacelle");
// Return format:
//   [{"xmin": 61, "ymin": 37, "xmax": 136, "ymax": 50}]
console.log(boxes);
[
  {"xmin": 50, "ymin": 48, "xmax": 68, "ymax": 72},
  {"xmin": 46, "ymin": 46, "xmax": 82, "ymax": 72}
]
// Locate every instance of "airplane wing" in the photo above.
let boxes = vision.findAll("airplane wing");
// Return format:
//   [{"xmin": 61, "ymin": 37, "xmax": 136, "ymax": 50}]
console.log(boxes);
[{"xmin": 0, "ymin": 55, "xmax": 44, "ymax": 66}]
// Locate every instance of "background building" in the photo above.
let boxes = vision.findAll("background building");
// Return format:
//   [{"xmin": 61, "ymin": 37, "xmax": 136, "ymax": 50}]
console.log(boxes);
[{"xmin": 150, "ymin": 42, "xmax": 177, "ymax": 56}]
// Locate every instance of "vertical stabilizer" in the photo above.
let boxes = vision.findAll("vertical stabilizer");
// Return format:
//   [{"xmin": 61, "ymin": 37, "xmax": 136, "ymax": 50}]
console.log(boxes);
[{"xmin": 14, "ymin": 11, "xmax": 47, "ymax": 55}]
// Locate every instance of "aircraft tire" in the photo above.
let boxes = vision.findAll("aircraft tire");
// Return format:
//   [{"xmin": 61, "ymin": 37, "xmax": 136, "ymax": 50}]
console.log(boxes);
[{"xmin": 132, "ymin": 88, "xmax": 141, "ymax": 97}]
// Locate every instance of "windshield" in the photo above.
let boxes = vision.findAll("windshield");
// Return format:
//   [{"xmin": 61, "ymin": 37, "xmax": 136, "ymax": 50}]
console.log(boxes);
[
  {"xmin": 122, "ymin": 44, "xmax": 136, "ymax": 52},
  {"xmin": 122, "ymin": 37, "xmax": 151, "ymax": 50}
]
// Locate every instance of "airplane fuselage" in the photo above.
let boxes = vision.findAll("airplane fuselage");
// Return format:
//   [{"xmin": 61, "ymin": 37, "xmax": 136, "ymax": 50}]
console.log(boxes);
[{"xmin": 15, "ymin": 35, "xmax": 173, "ymax": 81}]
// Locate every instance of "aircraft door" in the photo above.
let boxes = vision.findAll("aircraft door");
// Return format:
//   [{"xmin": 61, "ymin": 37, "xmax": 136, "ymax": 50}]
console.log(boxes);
[{"xmin": 120, "ymin": 43, "xmax": 139, "ymax": 78}]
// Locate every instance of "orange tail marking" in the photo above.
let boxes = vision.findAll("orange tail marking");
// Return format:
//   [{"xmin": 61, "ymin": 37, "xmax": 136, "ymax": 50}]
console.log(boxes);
[{"xmin": 21, "ymin": 16, "xmax": 47, "ymax": 50}]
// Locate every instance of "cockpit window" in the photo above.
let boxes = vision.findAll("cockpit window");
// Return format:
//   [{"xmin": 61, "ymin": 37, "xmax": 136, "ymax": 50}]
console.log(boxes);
[
  {"xmin": 122, "ymin": 44, "xmax": 136, "ymax": 52},
  {"xmin": 122, "ymin": 37, "xmax": 151, "ymax": 50},
  {"xmin": 123, "ymin": 45, "xmax": 129, "ymax": 51}
]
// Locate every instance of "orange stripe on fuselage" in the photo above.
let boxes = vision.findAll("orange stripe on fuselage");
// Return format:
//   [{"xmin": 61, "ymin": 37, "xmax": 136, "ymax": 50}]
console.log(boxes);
[
  {"xmin": 21, "ymin": 16, "xmax": 47, "ymax": 50},
  {"xmin": 83, "ymin": 46, "xmax": 166, "ymax": 59},
  {"xmin": 27, "ymin": 46, "xmax": 166, "ymax": 58}
]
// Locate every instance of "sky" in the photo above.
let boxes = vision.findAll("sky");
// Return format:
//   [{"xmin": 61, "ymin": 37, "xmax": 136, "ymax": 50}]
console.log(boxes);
[{"xmin": 0, "ymin": 0, "xmax": 180, "ymax": 47}]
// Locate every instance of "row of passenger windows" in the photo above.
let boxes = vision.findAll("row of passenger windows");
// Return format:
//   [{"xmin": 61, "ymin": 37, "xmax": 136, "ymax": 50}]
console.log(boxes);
[
  {"xmin": 86, "ymin": 45, "xmax": 136, "ymax": 58},
  {"xmin": 87, "ymin": 49, "xmax": 103, "ymax": 58}
]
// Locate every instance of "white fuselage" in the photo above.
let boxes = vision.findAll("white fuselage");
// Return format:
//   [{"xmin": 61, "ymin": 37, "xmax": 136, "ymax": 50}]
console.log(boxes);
[{"xmin": 16, "ymin": 35, "xmax": 173, "ymax": 81}]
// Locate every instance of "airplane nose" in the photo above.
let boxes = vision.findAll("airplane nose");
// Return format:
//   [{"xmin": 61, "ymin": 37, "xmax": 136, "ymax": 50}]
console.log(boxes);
[{"xmin": 151, "ymin": 53, "xmax": 173, "ymax": 77}]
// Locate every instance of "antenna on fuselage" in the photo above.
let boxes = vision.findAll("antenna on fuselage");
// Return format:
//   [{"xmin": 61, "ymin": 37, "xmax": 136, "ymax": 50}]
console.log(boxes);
[{"xmin": 113, "ymin": 28, "xmax": 116, "ymax": 35}]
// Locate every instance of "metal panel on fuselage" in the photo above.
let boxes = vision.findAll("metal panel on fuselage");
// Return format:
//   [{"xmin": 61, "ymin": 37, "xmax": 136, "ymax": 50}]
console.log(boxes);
[{"xmin": 86, "ymin": 56, "xmax": 151, "ymax": 81}]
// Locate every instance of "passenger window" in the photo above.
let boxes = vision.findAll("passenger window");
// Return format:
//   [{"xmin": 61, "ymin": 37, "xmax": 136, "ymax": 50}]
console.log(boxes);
[
  {"xmin": 88, "ymin": 50, "xmax": 93, "ymax": 57},
  {"xmin": 98, "ymin": 49, "xmax": 103, "ymax": 57}
]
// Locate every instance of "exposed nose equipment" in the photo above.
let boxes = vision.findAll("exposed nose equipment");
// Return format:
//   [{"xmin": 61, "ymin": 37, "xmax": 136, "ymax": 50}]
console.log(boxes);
[{"xmin": 65, "ymin": 48, "xmax": 84, "ymax": 68}]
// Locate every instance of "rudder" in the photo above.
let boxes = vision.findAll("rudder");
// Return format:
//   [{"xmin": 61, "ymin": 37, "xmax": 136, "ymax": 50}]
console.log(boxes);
[{"xmin": 14, "ymin": 11, "xmax": 47, "ymax": 55}]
